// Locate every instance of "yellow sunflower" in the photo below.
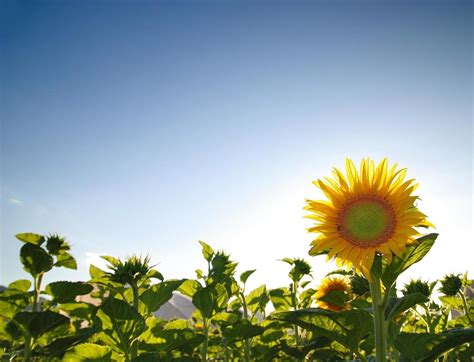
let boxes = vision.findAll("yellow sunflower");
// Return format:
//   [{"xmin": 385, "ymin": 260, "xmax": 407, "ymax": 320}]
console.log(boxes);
[
  {"xmin": 314, "ymin": 276, "xmax": 351, "ymax": 311},
  {"xmin": 305, "ymin": 158, "xmax": 433, "ymax": 278}
]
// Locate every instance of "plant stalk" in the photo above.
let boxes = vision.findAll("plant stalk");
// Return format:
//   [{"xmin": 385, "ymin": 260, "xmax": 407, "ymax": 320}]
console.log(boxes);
[
  {"xmin": 459, "ymin": 290, "xmax": 473, "ymax": 324},
  {"xmin": 291, "ymin": 281, "xmax": 300, "ymax": 347},
  {"xmin": 130, "ymin": 281, "xmax": 140, "ymax": 360},
  {"xmin": 201, "ymin": 318, "xmax": 209, "ymax": 362},
  {"xmin": 369, "ymin": 273, "xmax": 387, "ymax": 362},
  {"xmin": 240, "ymin": 292, "xmax": 251, "ymax": 362},
  {"xmin": 33, "ymin": 273, "xmax": 43, "ymax": 312},
  {"xmin": 25, "ymin": 273, "xmax": 44, "ymax": 361}
]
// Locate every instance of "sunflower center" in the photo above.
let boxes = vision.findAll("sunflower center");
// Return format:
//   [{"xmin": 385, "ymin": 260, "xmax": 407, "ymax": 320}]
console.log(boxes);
[{"xmin": 338, "ymin": 197, "xmax": 395, "ymax": 247}]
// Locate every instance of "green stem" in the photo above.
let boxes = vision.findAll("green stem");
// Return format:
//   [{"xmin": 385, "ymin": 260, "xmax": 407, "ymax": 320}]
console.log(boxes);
[
  {"xmin": 369, "ymin": 273, "xmax": 387, "ymax": 362},
  {"xmin": 24, "ymin": 273, "xmax": 44, "ymax": 361},
  {"xmin": 201, "ymin": 318, "xmax": 209, "ymax": 362},
  {"xmin": 224, "ymin": 347, "xmax": 230, "ymax": 362},
  {"xmin": 458, "ymin": 290, "xmax": 473, "ymax": 325},
  {"xmin": 422, "ymin": 303, "xmax": 433, "ymax": 333},
  {"xmin": 414, "ymin": 308, "xmax": 431, "ymax": 332},
  {"xmin": 130, "ymin": 282, "xmax": 139, "ymax": 360},
  {"xmin": 355, "ymin": 350, "xmax": 368, "ymax": 362},
  {"xmin": 291, "ymin": 281, "xmax": 300, "ymax": 347},
  {"xmin": 240, "ymin": 293, "xmax": 251, "ymax": 362},
  {"xmin": 33, "ymin": 273, "xmax": 43, "ymax": 312},
  {"xmin": 23, "ymin": 334, "xmax": 32, "ymax": 362}
]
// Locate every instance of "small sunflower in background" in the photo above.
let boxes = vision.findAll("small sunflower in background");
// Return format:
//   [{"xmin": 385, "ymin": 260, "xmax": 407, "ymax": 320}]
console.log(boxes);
[
  {"xmin": 305, "ymin": 158, "xmax": 433, "ymax": 278},
  {"xmin": 314, "ymin": 276, "xmax": 351, "ymax": 311}
]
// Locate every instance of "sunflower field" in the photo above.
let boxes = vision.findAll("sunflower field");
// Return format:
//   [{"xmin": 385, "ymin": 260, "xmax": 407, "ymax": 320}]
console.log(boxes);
[{"xmin": 1, "ymin": 159, "xmax": 473, "ymax": 361}]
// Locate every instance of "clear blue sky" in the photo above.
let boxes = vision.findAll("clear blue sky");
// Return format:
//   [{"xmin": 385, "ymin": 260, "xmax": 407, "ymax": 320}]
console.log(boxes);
[{"xmin": 1, "ymin": 0, "xmax": 472, "ymax": 291}]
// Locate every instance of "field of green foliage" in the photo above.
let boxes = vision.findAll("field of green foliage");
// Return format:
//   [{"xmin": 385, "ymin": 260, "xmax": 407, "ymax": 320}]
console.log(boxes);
[{"xmin": 0, "ymin": 232, "xmax": 473, "ymax": 361}]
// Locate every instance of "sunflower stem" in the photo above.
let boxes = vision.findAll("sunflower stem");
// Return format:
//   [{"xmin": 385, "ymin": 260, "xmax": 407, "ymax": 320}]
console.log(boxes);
[
  {"xmin": 370, "ymin": 272, "xmax": 387, "ymax": 362},
  {"xmin": 130, "ymin": 281, "xmax": 140, "ymax": 360},
  {"xmin": 240, "ymin": 292, "xmax": 251, "ymax": 362},
  {"xmin": 200, "ymin": 318, "xmax": 209, "ymax": 362},
  {"xmin": 458, "ymin": 290, "xmax": 473, "ymax": 324},
  {"xmin": 291, "ymin": 281, "xmax": 300, "ymax": 347}
]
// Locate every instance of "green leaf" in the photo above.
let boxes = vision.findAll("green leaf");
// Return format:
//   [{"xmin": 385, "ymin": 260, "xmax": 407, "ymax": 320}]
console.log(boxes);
[
  {"xmin": 439, "ymin": 296, "xmax": 464, "ymax": 310},
  {"xmin": 139, "ymin": 280, "xmax": 184, "ymax": 312},
  {"xmin": 96, "ymin": 298, "xmax": 145, "ymax": 340},
  {"xmin": 394, "ymin": 328, "xmax": 474, "ymax": 361},
  {"xmin": 198, "ymin": 241, "xmax": 214, "ymax": 262},
  {"xmin": 215, "ymin": 283, "xmax": 229, "ymax": 311},
  {"xmin": 178, "ymin": 279, "xmax": 201, "ymax": 297},
  {"xmin": 45, "ymin": 281, "xmax": 94, "ymax": 304},
  {"xmin": 63, "ymin": 343, "xmax": 112, "ymax": 361},
  {"xmin": 325, "ymin": 269, "xmax": 353, "ymax": 276},
  {"xmin": 55, "ymin": 252, "xmax": 78, "ymax": 269},
  {"xmin": 40, "ymin": 327, "xmax": 97, "ymax": 357},
  {"xmin": 100, "ymin": 255, "xmax": 119, "ymax": 266},
  {"xmin": 192, "ymin": 287, "xmax": 214, "ymax": 319},
  {"xmin": 272, "ymin": 308, "xmax": 373, "ymax": 352},
  {"xmin": 310, "ymin": 248, "xmax": 329, "ymax": 257},
  {"xmin": 15, "ymin": 233, "xmax": 45, "ymax": 245},
  {"xmin": 385, "ymin": 293, "xmax": 429, "ymax": 321},
  {"xmin": 164, "ymin": 319, "xmax": 188, "ymax": 330},
  {"xmin": 260, "ymin": 322, "xmax": 285, "ymax": 343},
  {"xmin": 146, "ymin": 269, "xmax": 164, "ymax": 281},
  {"xmin": 382, "ymin": 233, "xmax": 438, "ymax": 288},
  {"xmin": 269, "ymin": 287, "xmax": 293, "ymax": 311},
  {"xmin": 60, "ymin": 303, "xmax": 96, "ymax": 320},
  {"xmin": 318, "ymin": 290, "xmax": 349, "ymax": 308},
  {"xmin": 350, "ymin": 299, "xmax": 372, "ymax": 309},
  {"xmin": 280, "ymin": 257, "xmax": 294, "ymax": 265},
  {"xmin": 0, "ymin": 281, "xmax": 32, "ymax": 318},
  {"xmin": 246, "ymin": 285, "xmax": 269, "ymax": 314},
  {"xmin": 8, "ymin": 279, "xmax": 31, "ymax": 292},
  {"xmin": 212, "ymin": 312, "xmax": 239, "ymax": 324},
  {"xmin": 9, "ymin": 311, "xmax": 69, "ymax": 338},
  {"xmin": 20, "ymin": 243, "xmax": 54, "ymax": 277},
  {"xmin": 222, "ymin": 321, "xmax": 264, "ymax": 344},
  {"xmin": 154, "ymin": 328, "xmax": 204, "ymax": 354},
  {"xmin": 89, "ymin": 264, "xmax": 106, "ymax": 279},
  {"xmin": 240, "ymin": 269, "xmax": 256, "ymax": 284}
]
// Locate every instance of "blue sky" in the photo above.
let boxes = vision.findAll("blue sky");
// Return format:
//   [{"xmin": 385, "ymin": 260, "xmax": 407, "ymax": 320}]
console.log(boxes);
[{"xmin": 1, "ymin": 0, "xmax": 472, "ymax": 291}]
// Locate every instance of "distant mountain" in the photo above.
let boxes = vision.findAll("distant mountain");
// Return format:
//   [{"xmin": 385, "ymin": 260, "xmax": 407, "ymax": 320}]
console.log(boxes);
[
  {"xmin": 154, "ymin": 293, "xmax": 195, "ymax": 320},
  {"xmin": 75, "ymin": 284, "xmax": 196, "ymax": 320}
]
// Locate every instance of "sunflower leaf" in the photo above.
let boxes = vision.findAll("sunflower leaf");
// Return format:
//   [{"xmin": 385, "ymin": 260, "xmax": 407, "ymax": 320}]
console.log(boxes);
[
  {"xmin": 382, "ymin": 233, "xmax": 438, "ymax": 288},
  {"xmin": 20, "ymin": 244, "xmax": 54, "ymax": 277},
  {"xmin": 45, "ymin": 281, "xmax": 94, "ymax": 304},
  {"xmin": 192, "ymin": 287, "xmax": 214, "ymax": 319},
  {"xmin": 15, "ymin": 233, "xmax": 45, "ymax": 246},
  {"xmin": 198, "ymin": 241, "xmax": 214, "ymax": 262},
  {"xmin": 63, "ymin": 343, "xmax": 112, "ymax": 361},
  {"xmin": 240, "ymin": 269, "xmax": 256, "ymax": 284},
  {"xmin": 269, "ymin": 287, "xmax": 293, "ymax": 312},
  {"xmin": 140, "ymin": 280, "xmax": 185, "ymax": 313},
  {"xmin": 384, "ymin": 293, "xmax": 429, "ymax": 321},
  {"xmin": 222, "ymin": 321, "xmax": 264, "ymax": 345},
  {"xmin": 271, "ymin": 308, "xmax": 373, "ymax": 352},
  {"xmin": 394, "ymin": 328, "xmax": 474, "ymax": 361},
  {"xmin": 318, "ymin": 290, "xmax": 349, "ymax": 308}
]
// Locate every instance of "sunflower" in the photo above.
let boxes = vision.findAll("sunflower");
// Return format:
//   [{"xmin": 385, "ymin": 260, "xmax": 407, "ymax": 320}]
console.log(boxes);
[
  {"xmin": 314, "ymin": 276, "xmax": 351, "ymax": 311},
  {"xmin": 305, "ymin": 158, "xmax": 433, "ymax": 278}
]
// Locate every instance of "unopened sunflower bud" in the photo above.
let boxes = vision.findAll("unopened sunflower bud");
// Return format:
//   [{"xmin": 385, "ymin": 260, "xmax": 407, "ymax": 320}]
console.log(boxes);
[
  {"xmin": 439, "ymin": 274, "xmax": 462, "ymax": 296},
  {"xmin": 402, "ymin": 279, "xmax": 430, "ymax": 297}
]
